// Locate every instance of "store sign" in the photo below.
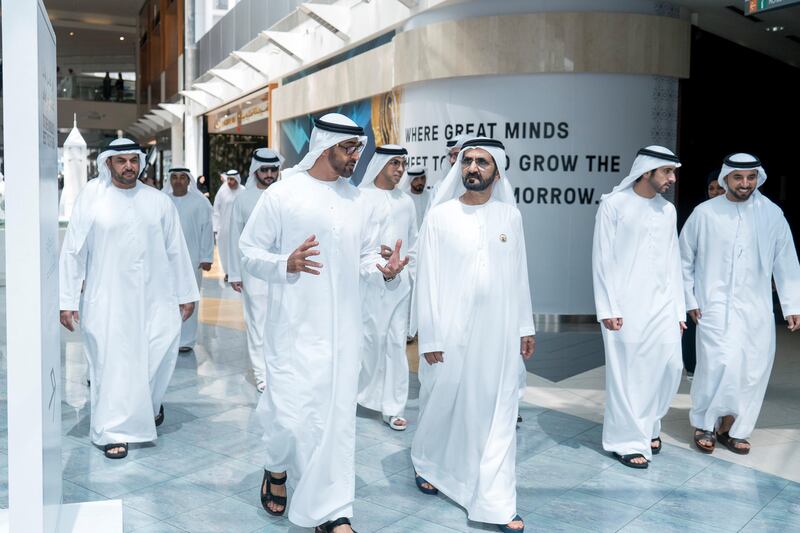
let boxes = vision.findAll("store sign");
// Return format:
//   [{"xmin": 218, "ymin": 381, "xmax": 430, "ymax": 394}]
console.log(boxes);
[
  {"xmin": 745, "ymin": 0, "xmax": 800, "ymax": 15},
  {"xmin": 213, "ymin": 101, "xmax": 268, "ymax": 132},
  {"xmin": 400, "ymin": 74, "xmax": 678, "ymax": 314}
]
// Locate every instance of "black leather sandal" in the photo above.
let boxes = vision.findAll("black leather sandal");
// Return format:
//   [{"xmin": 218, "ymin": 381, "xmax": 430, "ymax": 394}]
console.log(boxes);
[
  {"xmin": 717, "ymin": 431, "xmax": 751, "ymax": 455},
  {"xmin": 155, "ymin": 405, "xmax": 165, "ymax": 427},
  {"xmin": 104, "ymin": 443, "xmax": 128, "ymax": 459},
  {"xmin": 315, "ymin": 517, "xmax": 357, "ymax": 533},
  {"xmin": 260, "ymin": 470, "xmax": 287, "ymax": 516},
  {"xmin": 651, "ymin": 436, "xmax": 662, "ymax": 455},
  {"xmin": 693, "ymin": 429, "xmax": 716, "ymax": 454},
  {"xmin": 613, "ymin": 452, "xmax": 649, "ymax": 469}
]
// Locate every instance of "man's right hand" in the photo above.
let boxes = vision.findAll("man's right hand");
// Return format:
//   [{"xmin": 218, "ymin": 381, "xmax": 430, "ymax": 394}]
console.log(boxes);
[
  {"xmin": 423, "ymin": 351, "xmax": 444, "ymax": 365},
  {"xmin": 230, "ymin": 281, "xmax": 243, "ymax": 293},
  {"xmin": 60, "ymin": 310, "xmax": 80, "ymax": 332},
  {"xmin": 601, "ymin": 317, "xmax": 623, "ymax": 331},
  {"xmin": 688, "ymin": 309, "xmax": 702, "ymax": 324},
  {"xmin": 287, "ymin": 234, "xmax": 322, "ymax": 275}
]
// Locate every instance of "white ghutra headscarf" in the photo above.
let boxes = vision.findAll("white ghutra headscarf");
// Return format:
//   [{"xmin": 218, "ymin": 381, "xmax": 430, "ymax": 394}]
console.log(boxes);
[
  {"xmin": 601, "ymin": 146, "xmax": 681, "ymax": 200},
  {"xmin": 358, "ymin": 145, "xmax": 408, "ymax": 189},
  {"xmin": 282, "ymin": 113, "xmax": 368, "ymax": 179}
]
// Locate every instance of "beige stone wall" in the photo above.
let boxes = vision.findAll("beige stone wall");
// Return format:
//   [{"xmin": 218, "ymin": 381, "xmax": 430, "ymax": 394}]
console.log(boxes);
[{"xmin": 272, "ymin": 11, "xmax": 690, "ymax": 123}]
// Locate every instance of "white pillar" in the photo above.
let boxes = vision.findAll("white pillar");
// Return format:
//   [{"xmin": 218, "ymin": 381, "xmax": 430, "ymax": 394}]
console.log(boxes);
[{"xmin": 1, "ymin": 2, "xmax": 122, "ymax": 531}]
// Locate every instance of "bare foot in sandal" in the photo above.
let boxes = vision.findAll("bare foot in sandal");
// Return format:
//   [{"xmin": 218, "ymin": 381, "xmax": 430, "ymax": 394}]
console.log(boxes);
[{"xmin": 263, "ymin": 471, "xmax": 287, "ymax": 514}]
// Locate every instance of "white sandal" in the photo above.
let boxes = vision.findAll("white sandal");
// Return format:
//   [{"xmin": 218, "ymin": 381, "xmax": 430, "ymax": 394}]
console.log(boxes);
[{"xmin": 382, "ymin": 415, "xmax": 407, "ymax": 431}]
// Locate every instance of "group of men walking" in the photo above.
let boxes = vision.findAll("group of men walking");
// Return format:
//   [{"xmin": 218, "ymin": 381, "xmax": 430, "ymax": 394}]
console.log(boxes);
[
  {"xmin": 58, "ymin": 113, "xmax": 798, "ymax": 533},
  {"xmin": 592, "ymin": 147, "xmax": 800, "ymax": 468}
]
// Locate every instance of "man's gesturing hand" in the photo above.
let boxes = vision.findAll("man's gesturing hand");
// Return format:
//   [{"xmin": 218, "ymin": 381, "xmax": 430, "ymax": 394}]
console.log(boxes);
[
  {"xmin": 180, "ymin": 302, "xmax": 195, "ymax": 322},
  {"xmin": 602, "ymin": 318, "xmax": 623, "ymax": 331},
  {"xmin": 60, "ymin": 310, "xmax": 80, "ymax": 332},
  {"xmin": 521, "ymin": 335, "xmax": 536, "ymax": 360},
  {"xmin": 424, "ymin": 351, "xmax": 444, "ymax": 365},
  {"xmin": 288, "ymin": 235, "xmax": 322, "ymax": 275},
  {"xmin": 376, "ymin": 239, "xmax": 409, "ymax": 280}
]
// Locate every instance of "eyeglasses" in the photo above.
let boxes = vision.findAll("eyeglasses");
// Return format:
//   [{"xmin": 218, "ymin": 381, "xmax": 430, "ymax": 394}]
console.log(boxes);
[
  {"xmin": 461, "ymin": 157, "xmax": 493, "ymax": 170},
  {"xmin": 258, "ymin": 166, "xmax": 279, "ymax": 173},
  {"xmin": 387, "ymin": 158, "xmax": 408, "ymax": 168},
  {"xmin": 337, "ymin": 142, "xmax": 365, "ymax": 155}
]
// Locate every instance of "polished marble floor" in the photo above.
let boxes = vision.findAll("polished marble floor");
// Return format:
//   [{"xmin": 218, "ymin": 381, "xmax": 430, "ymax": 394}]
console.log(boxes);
[{"xmin": 1, "ymin": 266, "xmax": 800, "ymax": 532}]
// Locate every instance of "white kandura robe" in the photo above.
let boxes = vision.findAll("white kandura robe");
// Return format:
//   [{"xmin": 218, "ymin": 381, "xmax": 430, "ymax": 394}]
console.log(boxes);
[
  {"xmin": 228, "ymin": 185, "xmax": 269, "ymax": 384},
  {"xmin": 592, "ymin": 187, "xmax": 685, "ymax": 460},
  {"xmin": 357, "ymin": 188, "xmax": 418, "ymax": 417},
  {"xmin": 412, "ymin": 198, "xmax": 535, "ymax": 525},
  {"xmin": 680, "ymin": 195, "xmax": 800, "ymax": 438},
  {"xmin": 60, "ymin": 182, "xmax": 199, "ymax": 445},
  {"xmin": 239, "ymin": 171, "xmax": 397, "ymax": 527},
  {"xmin": 213, "ymin": 183, "xmax": 245, "ymax": 276},
  {"xmin": 408, "ymin": 189, "xmax": 430, "ymax": 229},
  {"xmin": 170, "ymin": 192, "xmax": 214, "ymax": 349}
]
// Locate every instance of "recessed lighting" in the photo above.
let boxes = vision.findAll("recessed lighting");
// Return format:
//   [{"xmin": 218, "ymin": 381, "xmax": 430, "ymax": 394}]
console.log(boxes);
[
  {"xmin": 766, "ymin": 26, "xmax": 784, "ymax": 32},
  {"xmin": 69, "ymin": 31, "xmax": 75, "ymax": 36},
  {"xmin": 119, "ymin": 36, "xmax": 125, "ymax": 41},
  {"xmin": 245, "ymin": 101, "xmax": 252, "ymax": 105}
]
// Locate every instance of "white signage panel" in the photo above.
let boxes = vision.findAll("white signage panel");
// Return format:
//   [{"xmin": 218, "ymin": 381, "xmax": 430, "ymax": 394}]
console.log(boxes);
[{"xmin": 400, "ymin": 73, "xmax": 678, "ymax": 314}]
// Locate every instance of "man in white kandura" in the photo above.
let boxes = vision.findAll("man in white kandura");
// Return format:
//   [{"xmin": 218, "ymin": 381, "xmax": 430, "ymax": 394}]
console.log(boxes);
[
  {"xmin": 239, "ymin": 114, "xmax": 409, "ymax": 533},
  {"xmin": 403, "ymin": 166, "xmax": 429, "ymax": 229},
  {"xmin": 59, "ymin": 139, "xmax": 199, "ymax": 459},
  {"xmin": 228, "ymin": 148, "xmax": 283, "ymax": 392},
  {"xmin": 592, "ymin": 146, "xmax": 686, "ymax": 469},
  {"xmin": 213, "ymin": 169, "xmax": 245, "ymax": 281},
  {"xmin": 412, "ymin": 137, "xmax": 535, "ymax": 533},
  {"xmin": 357, "ymin": 145, "xmax": 418, "ymax": 431},
  {"xmin": 165, "ymin": 167, "xmax": 214, "ymax": 353},
  {"xmin": 681, "ymin": 153, "xmax": 800, "ymax": 455}
]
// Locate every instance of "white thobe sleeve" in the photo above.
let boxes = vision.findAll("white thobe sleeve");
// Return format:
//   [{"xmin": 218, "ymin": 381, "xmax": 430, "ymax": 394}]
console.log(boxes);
[
  {"xmin": 361, "ymin": 202, "xmax": 400, "ymax": 290},
  {"xmin": 405, "ymin": 199, "xmax": 419, "ymax": 283},
  {"xmin": 163, "ymin": 202, "xmax": 201, "ymax": 304},
  {"xmin": 591, "ymin": 201, "xmax": 621, "ymax": 321},
  {"xmin": 668, "ymin": 208, "xmax": 687, "ymax": 322},
  {"xmin": 226, "ymin": 199, "xmax": 244, "ymax": 283},
  {"xmin": 416, "ymin": 219, "xmax": 443, "ymax": 355},
  {"xmin": 199, "ymin": 202, "xmax": 214, "ymax": 264},
  {"xmin": 240, "ymin": 191, "xmax": 294, "ymax": 284},
  {"xmin": 514, "ymin": 212, "xmax": 536, "ymax": 337},
  {"xmin": 59, "ymin": 213, "xmax": 88, "ymax": 311},
  {"xmin": 212, "ymin": 195, "xmax": 221, "ymax": 234},
  {"xmin": 679, "ymin": 211, "xmax": 700, "ymax": 312},
  {"xmin": 772, "ymin": 217, "xmax": 800, "ymax": 317}
]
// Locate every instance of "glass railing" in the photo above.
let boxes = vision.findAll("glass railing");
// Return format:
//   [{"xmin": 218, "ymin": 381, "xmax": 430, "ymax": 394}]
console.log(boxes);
[{"xmin": 56, "ymin": 75, "xmax": 136, "ymax": 103}]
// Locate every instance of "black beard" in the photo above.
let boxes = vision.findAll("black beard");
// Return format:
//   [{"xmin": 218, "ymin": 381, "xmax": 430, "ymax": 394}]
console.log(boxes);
[
  {"xmin": 462, "ymin": 173, "xmax": 492, "ymax": 192},
  {"xmin": 257, "ymin": 175, "xmax": 276, "ymax": 188},
  {"xmin": 113, "ymin": 170, "xmax": 138, "ymax": 186}
]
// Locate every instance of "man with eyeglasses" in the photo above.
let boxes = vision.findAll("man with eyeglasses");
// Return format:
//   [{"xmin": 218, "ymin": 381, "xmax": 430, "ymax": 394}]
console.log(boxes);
[
  {"xmin": 239, "ymin": 114, "xmax": 409, "ymax": 533},
  {"xmin": 412, "ymin": 138, "xmax": 534, "ymax": 533},
  {"xmin": 356, "ymin": 145, "xmax": 418, "ymax": 432},
  {"xmin": 228, "ymin": 148, "xmax": 283, "ymax": 393}
]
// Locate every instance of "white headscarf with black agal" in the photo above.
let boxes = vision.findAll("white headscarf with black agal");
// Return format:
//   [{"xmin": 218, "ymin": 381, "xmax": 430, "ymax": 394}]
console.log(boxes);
[
  {"xmin": 248, "ymin": 147, "xmax": 284, "ymax": 182},
  {"xmin": 65, "ymin": 138, "xmax": 146, "ymax": 251},
  {"xmin": 717, "ymin": 153, "xmax": 774, "ymax": 272},
  {"xmin": 164, "ymin": 166, "xmax": 204, "ymax": 198},
  {"xmin": 601, "ymin": 146, "xmax": 681, "ymax": 200},
  {"xmin": 399, "ymin": 165, "xmax": 426, "ymax": 194},
  {"xmin": 358, "ymin": 145, "xmax": 408, "ymax": 189},
  {"xmin": 427, "ymin": 137, "xmax": 516, "ymax": 211},
  {"xmin": 282, "ymin": 113, "xmax": 368, "ymax": 179}
]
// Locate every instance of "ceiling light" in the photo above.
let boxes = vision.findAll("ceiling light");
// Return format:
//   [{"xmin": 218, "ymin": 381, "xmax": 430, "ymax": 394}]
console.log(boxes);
[
  {"xmin": 245, "ymin": 101, "xmax": 252, "ymax": 105},
  {"xmin": 119, "ymin": 36, "xmax": 125, "ymax": 41},
  {"xmin": 69, "ymin": 31, "xmax": 75, "ymax": 36},
  {"xmin": 766, "ymin": 26, "xmax": 784, "ymax": 32}
]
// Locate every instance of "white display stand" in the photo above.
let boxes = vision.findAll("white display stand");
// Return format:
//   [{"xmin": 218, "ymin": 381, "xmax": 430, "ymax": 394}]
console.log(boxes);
[{"xmin": 1, "ymin": 1, "xmax": 122, "ymax": 531}]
